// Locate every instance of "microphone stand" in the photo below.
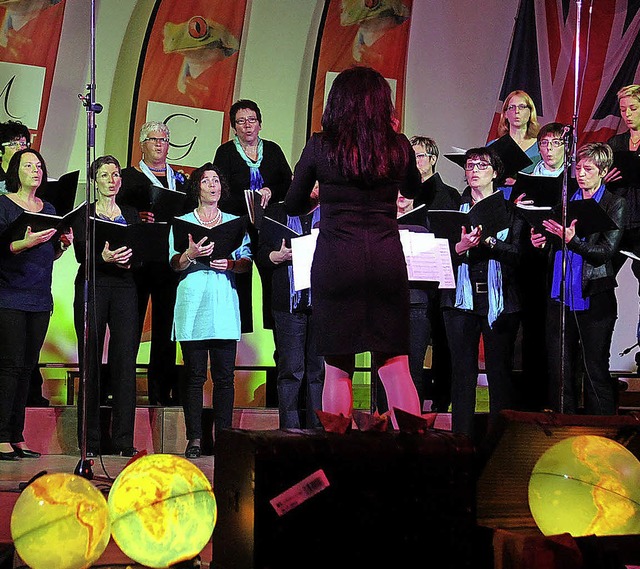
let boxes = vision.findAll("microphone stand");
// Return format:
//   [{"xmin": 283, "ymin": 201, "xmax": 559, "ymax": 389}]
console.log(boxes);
[
  {"xmin": 557, "ymin": 0, "xmax": 582, "ymax": 413},
  {"xmin": 75, "ymin": 0, "xmax": 102, "ymax": 479}
]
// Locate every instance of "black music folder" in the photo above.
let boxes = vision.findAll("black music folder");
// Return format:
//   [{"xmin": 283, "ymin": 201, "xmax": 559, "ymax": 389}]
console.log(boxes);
[
  {"xmin": 489, "ymin": 134, "xmax": 534, "ymax": 178},
  {"xmin": 426, "ymin": 191, "xmax": 510, "ymax": 242},
  {"xmin": 172, "ymin": 215, "xmax": 248, "ymax": 260},
  {"xmin": 444, "ymin": 136, "xmax": 533, "ymax": 179},
  {"xmin": 2, "ymin": 201, "xmax": 86, "ymax": 243},
  {"xmin": 121, "ymin": 181, "xmax": 187, "ymax": 222},
  {"xmin": 41, "ymin": 170, "xmax": 80, "ymax": 216},
  {"xmin": 516, "ymin": 198, "xmax": 618, "ymax": 237},
  {"xmin": 244, "ymin": 189, "xmax": 265, "ymax": 229},
  {"xmin": 259, "ymin": 216, "xmax": 301, "ymax": 248},
  {"xmin": 610, "ymin": 151, "xmax": 640, "ymax": 187},
  {"xmin": 397, "ymin": 204, "xmax": 428, "ymax": 228},
  {"xmin": 511, "ymin": 172, "xmax": 563, "ymax": 207},
  {"xmin": 93, "ymin": 218, "xmax": 170, "ymax": 264}
]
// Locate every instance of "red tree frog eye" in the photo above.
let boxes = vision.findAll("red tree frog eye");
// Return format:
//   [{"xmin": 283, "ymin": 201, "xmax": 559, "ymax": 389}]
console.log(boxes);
[{"xmin": 188, "ymin": 16, "xmax": 208, "ymax": 40}]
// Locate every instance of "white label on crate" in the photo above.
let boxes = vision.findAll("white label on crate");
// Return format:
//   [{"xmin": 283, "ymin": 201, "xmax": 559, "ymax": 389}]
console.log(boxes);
[{"xmin": 269, "ymin": 469, "xmax": 330, "ymax": 516}]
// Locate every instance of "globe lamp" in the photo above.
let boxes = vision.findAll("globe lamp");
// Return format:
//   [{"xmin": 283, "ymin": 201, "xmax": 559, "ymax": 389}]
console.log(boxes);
[
  {"xmin": 10, "ymin": 472, "xmax": 110, "ymax": 569},
  {"xmin": 528, "ymin": 435, "xmax": 640, "ymax": 536},
  {"xmin": 107, "ymin": 453, "xmax": 216, "ymax": 568}
]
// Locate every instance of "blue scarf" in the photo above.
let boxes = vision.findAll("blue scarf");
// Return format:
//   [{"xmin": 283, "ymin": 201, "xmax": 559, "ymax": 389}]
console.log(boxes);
[
  {"xmin": 288, "ymin": 207, "xmax": 321, "ymax": 311},
  {"xmin": 454, "ymin": 201, "xmax": 507, "ymax": 327},
  {"xmin": 550, "ymin": 185, "xmax": 605, "ymax": 311},
  {"xmin": 234, "ymin": 136, "xmax": 264, "ymax": 191}
]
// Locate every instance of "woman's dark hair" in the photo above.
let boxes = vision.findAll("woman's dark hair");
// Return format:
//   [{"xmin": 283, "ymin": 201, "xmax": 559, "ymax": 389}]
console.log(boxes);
[
  {"xmin": 0, "ymin": 120, "xmax": 31, "ymax": 148},
  {"xmin": 5, "ymin": 149, "xmax": 48, "ymax": 194},
  {"xmin": 90, "ymin": 155, "xmax": 121, "ymax": 180},
  {"xmin": 230, "ymin": 99, "xmax": 262, "ymax": 127},
  {"xmin": 464, "ymin": 146, "xmax": 505, "ymax": 184},
  {"xmin": 321, "ymin": 66, "xmax": 409, "ymax": 182},
  {"xmin": 185, "ymin": 162, "xmax": 230, "ymax": 209}
]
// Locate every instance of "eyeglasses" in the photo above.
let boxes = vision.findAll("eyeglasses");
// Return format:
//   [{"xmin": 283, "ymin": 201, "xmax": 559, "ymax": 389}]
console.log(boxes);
[
  {"xmin": 506, "ymin": 104, "xmax": 529, "ymax": 112},
  {"xmin": 143, "ymin": 137, "xmax": 169, "ymax": 144},
  {"xmin": 538, "ymin": 139, "xmax": 564, "ymax": 148},
  {"xmin": 2, "ymin": 139, "xmax": 29, "ymax": 149},
  {"xmin": 464, "ymin": 161, "xmax": 491, "ymax": 171},
  {"xmin": 235, "ymin": 117, "xmax": 258, "ymax": 126},
  {"xmin": 414, "ymin": 153, "xmax": 435, "ymax": 160}
]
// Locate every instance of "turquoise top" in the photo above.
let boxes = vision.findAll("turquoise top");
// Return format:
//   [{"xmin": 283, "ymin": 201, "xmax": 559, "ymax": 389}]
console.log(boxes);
[{"xmin": 169, "ymin": 211, "xmax": 252, "ymax": 342}]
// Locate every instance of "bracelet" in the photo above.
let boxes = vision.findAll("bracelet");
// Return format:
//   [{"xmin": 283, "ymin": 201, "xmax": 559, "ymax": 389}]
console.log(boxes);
[
  {"xmin": 60, "ymin": 242, "xmax": 69, "ymax": 252},
  {"xmin": 185, "ymin": 252, "xmax": 196, "ymax": 265}
]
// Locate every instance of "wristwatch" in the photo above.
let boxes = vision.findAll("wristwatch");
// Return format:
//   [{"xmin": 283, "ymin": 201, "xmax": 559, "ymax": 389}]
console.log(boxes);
[{"xmin": 485, "ymin": 236, "xmax": 497, "ymax": 249}]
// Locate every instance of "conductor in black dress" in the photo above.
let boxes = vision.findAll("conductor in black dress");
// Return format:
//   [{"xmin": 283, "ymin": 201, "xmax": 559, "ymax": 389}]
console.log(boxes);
[{"xmin": 285, "ymin": 66, "xmax": 422, "ymax": 427}]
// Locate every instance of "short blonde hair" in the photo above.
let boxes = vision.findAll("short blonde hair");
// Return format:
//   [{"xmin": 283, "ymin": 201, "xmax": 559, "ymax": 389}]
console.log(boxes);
[
  {"xmin": 576, "ymin": 142, "xmax": 613, "ymax": 174},
  {"xmin": 498, "ymin": 90, "xmax": 540, "ymax": 139},
  {"xmin": 617, "ymin": 84, "xmax": 640, "ymax": 103}
]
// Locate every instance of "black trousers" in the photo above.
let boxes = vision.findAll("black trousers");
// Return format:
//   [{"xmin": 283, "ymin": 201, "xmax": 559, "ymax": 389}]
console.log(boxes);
[
  {"xmin": 180, "ymin": 339, "xmax": 236, "ymax": 442},
  {"xmin": 74, "ymin": 283, "xmax": 138, "ymax": 452},
  {"xmin": 443, "ymin": 307, "xmax": 519, "ymax": 438},
  {"xmin": 0, "ymin": 308, "xmax": 49, "ymax": 444},
  {"xmin": 545, "ymin": 291, "xmax": 618, "ymax": 415},
  {"xmin": 133, "ymin": 263, "xmax": 179, "ymax": 405}
]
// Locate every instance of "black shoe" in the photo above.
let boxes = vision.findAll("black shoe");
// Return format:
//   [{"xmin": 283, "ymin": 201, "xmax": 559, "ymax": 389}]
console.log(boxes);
[
  {"xmin": 0, "ymin": 450, "xmax": 19, "ymax": 461},
  {"xmin": 118, "ymin": 447, "xmax": 139, "ymax": 457},
  {"xmin": 11, "ymin": 445, "xmax": 41, "ymax": 458},
  {"xmin": 85, "ymin": 449, "xmax": 99, "ymax": 458},
  {"xmin": 185, "ymin": 445, "xmax": 201, "ymax": 459}
]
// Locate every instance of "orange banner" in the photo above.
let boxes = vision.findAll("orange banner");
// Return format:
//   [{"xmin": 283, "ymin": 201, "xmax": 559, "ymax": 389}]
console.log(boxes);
[
  {"xmin": 0, "ymin": 0, "xmax": 67, "ymax": 144},
  {"xmin": 309, "ymin": 0, "xmax": 413, "ymax": 135},
  {"xmin": 129, "ymin": 0, "xmax": 247, "ymax": 169}
]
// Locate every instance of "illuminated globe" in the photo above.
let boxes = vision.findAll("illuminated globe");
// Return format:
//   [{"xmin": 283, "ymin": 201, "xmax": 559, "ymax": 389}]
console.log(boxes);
[
  {"xmin": 10, "ymin": 473, "xmax": 110, "ymax": 569},
  {"xmin": 108, "ymin": 453, "xmax": 216, "ymax": 568},
  {"xmin": 528, "ymin": 435, "xmax": 640, "ymax": 536}
]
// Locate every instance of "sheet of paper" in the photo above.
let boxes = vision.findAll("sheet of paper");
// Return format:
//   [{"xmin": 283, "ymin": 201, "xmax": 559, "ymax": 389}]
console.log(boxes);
[
  {"xmin": 291, "ymin": 229, "xmax": 319, "ymax": 291},
  {"xmin": 400, "ymin": 230, "xmax": 455, "ymax": 288}
]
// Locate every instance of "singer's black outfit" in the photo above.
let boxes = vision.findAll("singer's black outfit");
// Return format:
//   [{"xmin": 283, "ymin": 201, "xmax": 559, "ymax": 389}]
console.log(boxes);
[
  {"xmin": 118, "ymin": 168, "xmax": 184, "ymax": 406},
  {"xmin": 542, "ymin": 188, "xmax": 627, "ymax": 415},
  {"xmin": 72, "ymin": 204, "xmax": 140, "ymax": 454}
]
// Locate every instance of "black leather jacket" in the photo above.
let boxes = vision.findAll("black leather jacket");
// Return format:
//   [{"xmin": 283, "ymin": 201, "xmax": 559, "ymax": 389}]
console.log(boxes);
[{"xmin": 547, "ymin": 189, "xmax": 628, "ymax": 297}]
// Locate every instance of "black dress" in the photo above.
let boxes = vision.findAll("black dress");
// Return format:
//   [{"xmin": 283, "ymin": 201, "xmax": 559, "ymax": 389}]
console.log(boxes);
[{"xmin": 285, "ymin": 132, "xmax": 421, "ymax": 355}]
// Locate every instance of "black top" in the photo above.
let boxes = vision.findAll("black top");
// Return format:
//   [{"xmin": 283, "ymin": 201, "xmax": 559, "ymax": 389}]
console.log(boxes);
[{"xmin": 285, "ymin": 132, "xmax": 421, "ymax": 355}]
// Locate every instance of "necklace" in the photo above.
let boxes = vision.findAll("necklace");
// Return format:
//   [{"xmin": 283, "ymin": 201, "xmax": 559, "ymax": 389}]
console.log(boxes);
[
  {"xmin": 194, "ymin": 208, "xmax": 221, "ymax": 226},
  {"xmin": 630, "ymin": 135, "xmax": 640, "ymax": 148},
  {"xmin": 148, "ymin": 165, "xmax": 167, "ymax": 172}
]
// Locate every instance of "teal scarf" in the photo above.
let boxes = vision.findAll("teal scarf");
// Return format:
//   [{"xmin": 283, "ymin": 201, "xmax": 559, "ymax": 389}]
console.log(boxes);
[{"xmin": 234, "ymin": 136, "xmax": 264, "ymax": 191}]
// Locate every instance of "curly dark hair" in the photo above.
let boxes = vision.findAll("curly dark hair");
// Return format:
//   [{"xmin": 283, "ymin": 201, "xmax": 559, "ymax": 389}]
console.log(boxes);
[
  {"xmin": 184, "ymin": 162, "xmax": 230, "ymax": 210},
  {"xmin": 5, "ymin": 149, "xmax": 48, "ymax": 194}
]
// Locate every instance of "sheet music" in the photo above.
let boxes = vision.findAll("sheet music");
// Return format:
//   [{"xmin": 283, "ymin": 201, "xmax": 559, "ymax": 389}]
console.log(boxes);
[
  {"xmin": 291, "ymin": 229, "xmax": 319, "ymax": 291},
  {"xmin": 399, "ymin": 230, "xmax": 455, "ymax": 288}
]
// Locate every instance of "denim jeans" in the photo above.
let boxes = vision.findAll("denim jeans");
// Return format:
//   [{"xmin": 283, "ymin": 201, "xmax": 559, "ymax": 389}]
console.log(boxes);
[{"xmin": 273, "ymin": 309, "xmax": 325, "ymax": 428}]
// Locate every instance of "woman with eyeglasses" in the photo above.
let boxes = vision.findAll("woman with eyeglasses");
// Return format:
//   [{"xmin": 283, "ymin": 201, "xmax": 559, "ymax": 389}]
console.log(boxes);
[
  {"xmin": 497, "ymin": 90, "xmax": 542, "ymax": 179},
  {"xmin": 531, "ymin": 143, "xmax": 628, "ymax": 415},
  {"xmin": 0, "ymin": 149, "xmax": 73, "ymax": 460},
  {"xmin": 0, "ymin": 120, "xmax": 31, "ymax": 194},
  {"xmin": 118, "ymin": 121, "xmax": 188, "ymax": 408},
  {"xmin": 441, "ymin": 147, "xmax": 524, "ymax": 440},
  {"xmin": 214, "ymin": 100, "xmax": 293, "ymax": 347}
]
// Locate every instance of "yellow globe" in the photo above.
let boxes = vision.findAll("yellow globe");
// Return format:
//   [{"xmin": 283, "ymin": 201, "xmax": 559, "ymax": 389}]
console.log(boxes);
[
  {"xmin": 10, "ymin": 473, "xmax": 110, "ymax": 569},
  {"xmin": 108, "ymin": 453, "xmax": 216, "ymax": 568},
  {"xmin": 529, "ymin": 435, "xmax": 640, "ymax": 536}
]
